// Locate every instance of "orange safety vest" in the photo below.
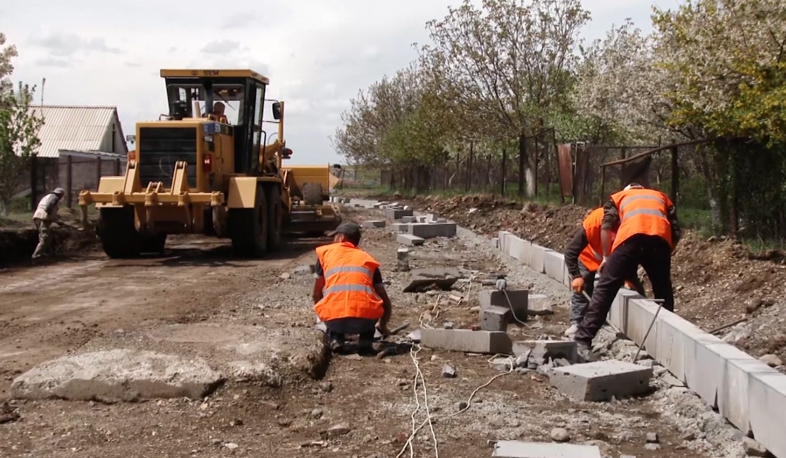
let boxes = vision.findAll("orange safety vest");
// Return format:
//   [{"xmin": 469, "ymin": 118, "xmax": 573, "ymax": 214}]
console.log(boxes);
[
  {"xmin": 314, "ymin": 242, "xmax": 384, "ymax": 322},
  {"xmin": 579, "ymin": 208, "xmax": 605, "ymax": 272},
  {"xmin": 611, "ymin": 188, "xmax": 673, "ymax": 251}
]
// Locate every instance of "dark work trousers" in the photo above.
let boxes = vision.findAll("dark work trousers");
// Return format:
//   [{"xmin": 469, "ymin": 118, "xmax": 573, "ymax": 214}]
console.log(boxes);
[
  {"xmin": 574, "ymin": 234, "xmax": 673, "ymax": 345},
  {"xmin": 571, "ymin": 262, "xmax": 647, "ymax": 324},
  {"xmin": 325, "ymin": 317, "xmax": 376, "ymax": 344}
]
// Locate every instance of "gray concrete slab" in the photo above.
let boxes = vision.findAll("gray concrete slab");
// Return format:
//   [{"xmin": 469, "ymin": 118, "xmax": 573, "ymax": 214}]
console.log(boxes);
[
  {"xmin": 397, "ymin": 234, "xmax": 425, "ymax": 246},
  {"xmin": 390, "ymin": 223, "xmax": 407, "ymax": 233},
  {"xmin": 528, "ymin": 244, "xmax": 547, "ymax": 273},
  {"xmin": 406, "ymin": 222, "xmax": 457, "ymax": 239},
  {"xmin": 362, "ymin": 220, "xmax": 386, "ymax": 228},
  {"xmin": 549, "ymin": 360, "xmax": 653, "ymax": 402},
  {"xmin": 543, "ymin": 250, "xmax": 565, "ymax": 283},
  {"xmin": 479, "ymin": 290, "xmax": 528, "ymax": 320},
  {"xmin": 421, "ymin": 329, "xmax": 512, "ymax": 354},
  {"xmin": 749, "ymin": 370, "xmax": 786, "ymax": 458},
  {"xmin": 481, "ymin": 306, "xmax": 509, "ymax": 331},
  {"xmin": 683, "ymin": 330, "xmax": 727, "ymax": 409},
  {"xmin": 403, "ymin": 267, "xmax": 461, "ymax": 293},
  {"xmin": 498, "ymin": 231, "xmax": 514, "ymax": 254},
  {"xmin": 401, "ymin": 216, "xmax": 416, "ymax": 223},
  {"xmin": 11, "ymin": 349, "xmax": 225, "ymax": 402},
  {"xmin": 492, "ymin": 441, "xmax": 601, "ymax": 458}
]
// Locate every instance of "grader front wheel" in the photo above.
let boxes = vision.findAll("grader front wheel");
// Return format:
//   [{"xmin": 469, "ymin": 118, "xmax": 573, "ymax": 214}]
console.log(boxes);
[{"xmin": 97, "ymin": 206, "xmax": 141, "ymax": 259}]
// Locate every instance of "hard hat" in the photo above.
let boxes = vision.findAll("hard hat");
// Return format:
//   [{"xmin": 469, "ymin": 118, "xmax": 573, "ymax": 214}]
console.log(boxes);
[{"xmin": 53, "ymin": 188, "xmax": 65, "ymax": 196}]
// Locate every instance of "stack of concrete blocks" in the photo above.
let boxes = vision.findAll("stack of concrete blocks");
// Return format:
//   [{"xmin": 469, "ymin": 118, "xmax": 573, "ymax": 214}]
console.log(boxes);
[
  {"xmin": 478, "ymin": 290, "xmax": 528, "ymax": 331},
  {"xmin": 494, "ymin": 230, "xmax": 786, "ymax": 458}
]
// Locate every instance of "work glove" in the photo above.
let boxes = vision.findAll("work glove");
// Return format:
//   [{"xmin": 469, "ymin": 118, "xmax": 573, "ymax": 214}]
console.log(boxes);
[{"xmin": 571, "ymin": 277, "xmax": 585, "ymax": 294}]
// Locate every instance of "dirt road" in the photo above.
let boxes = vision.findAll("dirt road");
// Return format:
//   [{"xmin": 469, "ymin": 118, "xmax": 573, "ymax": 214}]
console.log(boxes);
[
  {"xmin": 0, "ymin": 236, "xmax": 321, "ymax": 396},
  {"xmin": 0, "ymin": 205, "xmax": 743, "ymax": 457}
]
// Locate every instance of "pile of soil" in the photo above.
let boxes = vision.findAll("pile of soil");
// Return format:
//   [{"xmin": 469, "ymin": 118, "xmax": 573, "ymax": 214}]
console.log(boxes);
[{"xmin": 377, "ymin": 193, "xmax": 786, "ymax": 363}]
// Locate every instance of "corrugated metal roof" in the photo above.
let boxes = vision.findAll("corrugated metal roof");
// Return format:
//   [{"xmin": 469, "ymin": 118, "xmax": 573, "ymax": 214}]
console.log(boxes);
[
  {"xmin": 58, "ymin": 149, "xmax": 127, "ymax": 159},
  {"xmin": 26, "ymin": 106, "xmax": 123, "ymax": 158}
]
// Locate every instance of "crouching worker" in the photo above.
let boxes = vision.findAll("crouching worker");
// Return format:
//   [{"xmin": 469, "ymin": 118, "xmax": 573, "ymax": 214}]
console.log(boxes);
[
  {"xmin": 312, "ymin": 222, "xmax": 393, "ymax": 356},
  {"xmin": 563, "ymin": 207, "xmax": 646, "ymax": 337},
  {"xmin": 32, "ymin": 187, "xmax": 65, "ymax": 260}
]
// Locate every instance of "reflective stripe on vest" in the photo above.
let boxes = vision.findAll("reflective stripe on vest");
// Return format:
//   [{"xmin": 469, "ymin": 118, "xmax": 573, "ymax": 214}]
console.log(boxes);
[
  {"xmin": 314, "ymin": 242, "xmax": 384, "ymax": 321},
  {"xmin": 611, "ymin": 188, "xmax": 673, "ymax": 251}
]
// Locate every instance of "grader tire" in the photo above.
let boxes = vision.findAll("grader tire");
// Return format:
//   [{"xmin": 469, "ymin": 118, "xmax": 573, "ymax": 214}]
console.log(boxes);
[
  {"xmin": 266, "ymin": 185, "xmax": 283, "ymax": 251},
  {"xmin": 303, "ymin": 182, "xmax": 324, "ymax": 206},
  {"xmin": 98, "ymin": 206, "xmax": 141, "ymax": 259},
  {"xmin": 229, "ymin": 185, "xmax": 268, "ymax": 258},
  {"xmin": 140, "ymin": 234, "xmax": 167, "ymax": 254}
]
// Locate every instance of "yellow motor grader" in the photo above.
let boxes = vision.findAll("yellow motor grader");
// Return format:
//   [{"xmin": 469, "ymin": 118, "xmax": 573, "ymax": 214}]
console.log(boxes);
[{"xmin": 79, "ymin": 69, "xmax": 341, "ymax": 258}]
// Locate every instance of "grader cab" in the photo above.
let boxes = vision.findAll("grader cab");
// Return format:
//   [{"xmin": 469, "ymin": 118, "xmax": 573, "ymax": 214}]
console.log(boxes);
[{"xmin": 79, "ymin": 69, "xmax": 341, "ymax": 258}]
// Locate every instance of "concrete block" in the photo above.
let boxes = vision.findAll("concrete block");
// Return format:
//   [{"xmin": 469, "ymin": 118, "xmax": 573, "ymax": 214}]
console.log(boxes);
[
  {"xmin": 397, "ymin": 234, "xmax": 425, "ymax": 246},
  {"xmin": 492, "ymin": 441, "xmax": 601, "ymax": 458},
  {"xmin": 625, "ymin": 299, "xmax": 661, "ymax": 353},
  {"xmin": 362, "ymin": 220, "xmax": 385, "ymax": 228},
  {"xmin": 683, "ymin": 333, "xmax": 727, "ymax": 409},
  {"xmin": 513, "ymin": 340, "xmax": 577, "ymax": 363},
  {"xmin": 385, "ymin": 208, "xmax": 413, "ymax": 220},
  {"xmin": 498, "ymin": 231, "xmax": 513, "ymax": 253},
  {"xmin": 652, "ymin": 312, "xmax": 702, "ymax": 385},
  {"xmin": 420, "ymin": 329, "xmax": 512, "ymax": 354},
  {"xmin": 528, "ymin": 245, "xmax": 547, "ymax": 273},
  {"xmin": 608, "ymin": 289, "xmax": 643, "ymax": 332},
  {"xmin": 491, "ymin": 237, "xmax": 499, "ymax": 249},
  {"xmin": 401, "ymin": 216, "xmax": 416, "ymax": 223},
  {"xmin": 390, "ymin": 223, "xmax": 407, "ymax": 233},
  {"xmin": 407, "ymin": 222, "xmax": 457, "ymax": 239},
  {"xmin": 416, "ymin": 216, "xmax": 428, "ymax": 223},
  {"xmin": 549, "ymin": 360, "xmax": 652, "ymax": 402},
  {"xmin": 543, "ymin": 251, "xmax": 565, "ymax": 283},
  {"xmin": 720, "ymin": 352, "xmax": 762, "ymax": 435},
  {"xmin": 481, "ymin": 306, "xmax": 509, "ymax": 331},
  {"xmin": 749, "ymin": 370, "xmax": 786, "ymax": 458},
  {"xmin": 527, "ymin": 294, "xmax": 553, "ymax": 316},
  {"xmin": 514, "ymin": 238, "xmax": 532, "ymax": 263},
  {"xmin": 479, "ymin": 290, "xmax": 528, "ymax": 320}
]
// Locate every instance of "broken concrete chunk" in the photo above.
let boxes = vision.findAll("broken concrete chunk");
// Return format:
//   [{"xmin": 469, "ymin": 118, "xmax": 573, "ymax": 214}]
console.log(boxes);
[
  {"xmin": 645, "ymin": 432, "xmax": 659, "ymax": 444},
  {"xmin": 225, "ymin": 361, "xmax": 282, "ymax": 386},
  {"xmin": 491, "ymin": 441, "xmax": 601, "ymax": 458},
  {"xmin": 742, "ymin": 437, "xmax": 769, "ymax": 457},
  {"xmin": 442, "ymin": 364, "xmax": 457, "ymax": 378},
  {"xmin": 421, "ymin": 329, "xmax": 512, "ymax": 354},
  {"xmin": 549, "ymin": 360, "xmax": 653, "ymax": 402},
  {"xmin": 406, "ymin": 330, "xmax": 422, "ymax": 342},
  {"xmin": 550, "ymin": 428, "xmax": 571, "ymax": 442},
  {"xmin": 479, "ymin": 290, "xmax": 528, "ymax": 321},
  {"xmin": 513, "ymin": 340, "xmax": 578, "ymax": 364},
  {"xmin": 527, "ymin": 294, "xmax": 553, "ymax": 316},
  {"xmin": 362, "ymin": 220, "xmax": 386, "ymax": 228},
  {"xmin": 11, "ymin": 349, "xmax": 224, "ymax": 402},
  {"xmin": 481, "ymin": 306, "xmax": 509, "ymax": 332},
  {"xmin": 403, "ymin": 267, "xmax": 461, "ymax": 293},
  {"xmin": 397, "ymin": 234, "xmax": 425, "ymax": 246}
]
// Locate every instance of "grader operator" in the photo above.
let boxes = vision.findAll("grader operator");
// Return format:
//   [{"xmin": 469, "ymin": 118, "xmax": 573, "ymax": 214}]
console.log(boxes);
[{"xmin": 79, "ymin": 69, "xmax": 341, "ymax": 258}]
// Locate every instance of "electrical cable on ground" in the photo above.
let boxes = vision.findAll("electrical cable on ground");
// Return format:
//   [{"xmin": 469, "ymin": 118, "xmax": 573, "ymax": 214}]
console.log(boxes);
[{"xmin": 396, "ymin": 344, "xmax": 439, "ymax": 458}]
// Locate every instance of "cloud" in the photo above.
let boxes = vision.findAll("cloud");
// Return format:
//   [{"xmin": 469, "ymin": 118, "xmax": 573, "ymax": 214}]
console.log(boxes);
[
  {"xmin": 200, "ymin": 40, "xmax": 242, "ymax": 55},
  {"xmin": 29, "ymin": 32, "xmax": 121, "ymax": 57},
  {"xmin": 35, "ymin": 57, "xmax": 72, "ymax": 68},
  {"xmin": 220, "ymin": 11, "xmax": 261, "ymax": 30}
]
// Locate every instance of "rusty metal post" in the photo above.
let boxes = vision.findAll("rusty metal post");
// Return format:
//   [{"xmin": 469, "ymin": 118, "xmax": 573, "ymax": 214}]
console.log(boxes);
[
  {"xmin": 670, "ymin": 146, "xmax": 679, "ymax": 205},
  {"xmin": 501, "ymin": 148, "xmax": 507, "ymax": 196},
  {"xmin": 96, "ymin": 157, "xmax": 102, "ymax": 190},
  {"xmin": 599, "ymin": 165, "xmax": 606, "ymax": 207},
  {"xmin": 66, "ymin": 155, "xmax": 72, "ymax": 208},
  {"xmin": 30, "ymin": 154, "xmax": 38, "ymax": 211}
]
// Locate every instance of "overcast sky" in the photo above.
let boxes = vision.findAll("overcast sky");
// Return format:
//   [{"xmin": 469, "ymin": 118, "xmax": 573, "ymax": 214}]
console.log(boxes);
[{"xmin": 2, "ymin": 0, "xmax": 679, "ymax": 166}]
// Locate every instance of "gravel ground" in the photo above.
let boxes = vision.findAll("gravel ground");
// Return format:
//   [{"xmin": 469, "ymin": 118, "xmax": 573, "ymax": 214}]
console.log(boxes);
[{"xmin": 0, "ymin": 203, "xmax": 750, "ymax": 457}]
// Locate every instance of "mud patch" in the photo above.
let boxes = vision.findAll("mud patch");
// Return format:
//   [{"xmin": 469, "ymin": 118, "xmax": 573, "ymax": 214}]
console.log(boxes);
[{"xmin": 0, "ymin": 226, "xmax": 98, "ymax": 268}]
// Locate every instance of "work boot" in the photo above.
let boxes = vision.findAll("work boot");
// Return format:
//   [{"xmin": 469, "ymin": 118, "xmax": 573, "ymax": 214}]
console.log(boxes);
[
  {"xmin": 328, "ymin": 332, "xmax": 346, "ymax": 354},
  {"xmin": 564, "ymin": 323, "xmax": 579, "ymax": 337},
  {"xmin": 357, "ymin": 332, "xmax": 377, "ymax": 357}
]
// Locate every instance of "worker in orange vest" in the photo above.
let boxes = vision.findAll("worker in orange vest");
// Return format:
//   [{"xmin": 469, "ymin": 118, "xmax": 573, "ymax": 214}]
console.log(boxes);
[
  {"xmin": 312, "ymin": 222, "xmax": 393, "ymax": 356},
  {"xmin": 574, "ymin": 156, "xmax": 681, "ymax": 360},
  {"xmin": 563, "ymin": 207, "xmax": 645, "ymax": 337}
]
